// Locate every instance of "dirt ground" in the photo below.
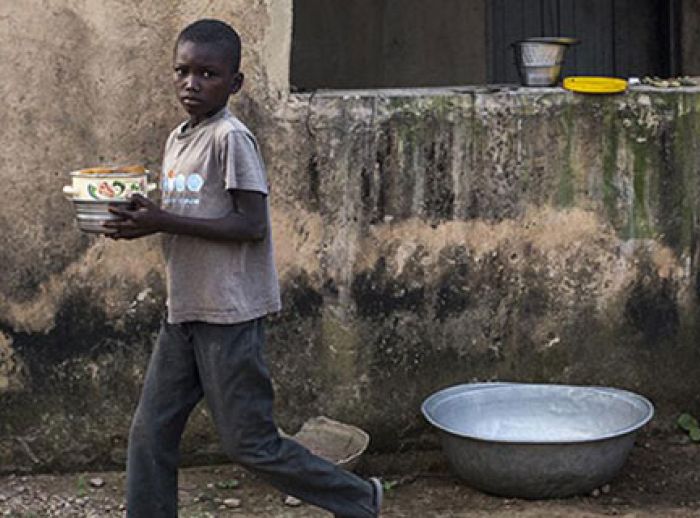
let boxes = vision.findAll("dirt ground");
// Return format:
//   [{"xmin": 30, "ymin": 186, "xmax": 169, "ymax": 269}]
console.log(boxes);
[{"xmin": 1, "ymin": 434, "xmax": 699, "ymax": 517}]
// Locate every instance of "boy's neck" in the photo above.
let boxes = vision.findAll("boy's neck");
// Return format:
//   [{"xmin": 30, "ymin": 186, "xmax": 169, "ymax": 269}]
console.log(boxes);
[{"xmin": 184, "ymin": 106, "xmax": 228, "ymax": 131}]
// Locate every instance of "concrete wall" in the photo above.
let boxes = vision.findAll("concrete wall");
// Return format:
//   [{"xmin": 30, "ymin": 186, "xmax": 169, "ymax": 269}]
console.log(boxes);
[{"xmin": 2, "ymin": 1, "xmax": 700, "ymax": 473}]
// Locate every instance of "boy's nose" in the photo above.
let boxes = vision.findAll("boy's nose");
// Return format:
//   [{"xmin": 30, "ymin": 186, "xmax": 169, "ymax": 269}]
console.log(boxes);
[{"xmin": 184, "ymin": 76, "xmax": 200, "ymax": 91}]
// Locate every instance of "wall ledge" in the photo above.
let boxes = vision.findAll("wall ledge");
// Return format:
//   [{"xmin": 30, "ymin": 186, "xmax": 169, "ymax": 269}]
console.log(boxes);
[{"xmin": 290, "ymin": 84, "xmax": 700, "ymax": 100}]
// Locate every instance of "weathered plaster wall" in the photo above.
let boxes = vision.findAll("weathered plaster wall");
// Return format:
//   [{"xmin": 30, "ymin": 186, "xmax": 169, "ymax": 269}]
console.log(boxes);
[
  {"xmin": 0, "ymin": 0, "xmax": 292, "ymax": 472},
  {"xmin": 263, "ymin": 87, "xmax": 700, "ymax": 452},
  {"xmin": 2, "ymin": 0, "xmax": 700, "ymax": 474}
]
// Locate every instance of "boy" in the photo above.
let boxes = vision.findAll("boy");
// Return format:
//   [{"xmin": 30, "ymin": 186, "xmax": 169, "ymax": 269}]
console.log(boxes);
[{"xmin": 106, "ymin": 19, "xmax": 382, "ymax": 518}]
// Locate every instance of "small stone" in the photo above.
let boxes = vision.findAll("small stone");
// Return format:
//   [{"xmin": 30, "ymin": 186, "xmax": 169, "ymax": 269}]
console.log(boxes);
[
  {"xmin": 0, "ymin": 494, "xmax": 6, "ymax": 502},
  {"xmin": 601, "ymin": 484, "xmax": 611, "ymax": 494},
  {"xmin": 119, "ymin": 504, "xmax": 126, "ymax": 511},
  {"xmin": 224, "ymin": 497, "xmax": 241, "ymax": 508},
  {"xmin": 89, "ymin": 477, "xmax": 105, "ymax": 488},
  {"xmin": 591, "ymin": 488, "xmax": 601, "ymax": 498},
  {"xmin": 284, "ymin": 495, "xmax": 302, "ymax": 507}
]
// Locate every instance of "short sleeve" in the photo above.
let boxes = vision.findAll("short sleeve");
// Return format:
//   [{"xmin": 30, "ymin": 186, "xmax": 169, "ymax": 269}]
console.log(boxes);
[{"xmin": 221, "ymin": 131, "xmax": 269, "ymax": 195}]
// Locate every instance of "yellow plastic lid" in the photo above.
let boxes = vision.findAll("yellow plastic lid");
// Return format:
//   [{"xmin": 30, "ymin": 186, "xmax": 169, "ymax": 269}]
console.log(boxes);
[{"xmin": 563, "ymin": 76, "xmax": 628, "ymax": 94}]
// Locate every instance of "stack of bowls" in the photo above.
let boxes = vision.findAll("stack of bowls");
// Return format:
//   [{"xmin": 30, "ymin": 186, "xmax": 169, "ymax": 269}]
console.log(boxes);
[{"xmin": 62, "ymin": 166, "xmax": 156, "ymax": 233}]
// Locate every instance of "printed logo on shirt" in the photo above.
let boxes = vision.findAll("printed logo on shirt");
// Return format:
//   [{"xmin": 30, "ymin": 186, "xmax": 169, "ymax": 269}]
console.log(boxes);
[
  {"xmin": 162, "ymin": 169, "xmax": 204, "ymax": 206},
  {"xmin": 186, "ymin": 173, "xmax": 204, "ymax": 192}
]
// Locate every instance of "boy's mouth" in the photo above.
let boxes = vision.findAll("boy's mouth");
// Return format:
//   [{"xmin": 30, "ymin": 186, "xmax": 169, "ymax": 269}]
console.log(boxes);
[{"xmin": 181, "ymin": 96, "xmax": 202, "ymax": 106}]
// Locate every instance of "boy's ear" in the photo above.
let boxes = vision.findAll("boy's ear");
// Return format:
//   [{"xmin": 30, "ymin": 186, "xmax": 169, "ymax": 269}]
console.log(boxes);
[{"xmin": 231, "ymin": 72, "xmax": 244, "ymax": 94}]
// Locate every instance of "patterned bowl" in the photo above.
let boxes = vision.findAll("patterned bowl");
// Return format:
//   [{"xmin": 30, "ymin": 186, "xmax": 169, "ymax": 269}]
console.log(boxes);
[{"xmin": 63, "ymin": 166, "xmax": 157, "ymax": 233}]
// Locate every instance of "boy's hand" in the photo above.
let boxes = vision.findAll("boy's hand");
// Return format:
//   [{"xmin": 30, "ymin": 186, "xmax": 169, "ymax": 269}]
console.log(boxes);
[{"xmin": 104, "ymin": 194, "xmax": 164, "ymax": 240}]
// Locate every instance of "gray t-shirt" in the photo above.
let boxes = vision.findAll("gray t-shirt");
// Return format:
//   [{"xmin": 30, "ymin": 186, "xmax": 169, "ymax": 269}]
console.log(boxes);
[{"xmin": 160, "ymin": 107, "xmax": 281, "ymax": 324}]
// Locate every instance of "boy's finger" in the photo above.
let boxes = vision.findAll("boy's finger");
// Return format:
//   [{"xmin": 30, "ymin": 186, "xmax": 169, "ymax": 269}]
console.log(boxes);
[
  {"xmin": 107, "ymin": 207, "xmax": 134, "ymax": 219},
  {"xmin": 103, "ymin": 219, "xmax": 128, "ymax": 229},
  {"xmin": 130, "ymin": 193, "xmax": 149, "ymax": 206}
]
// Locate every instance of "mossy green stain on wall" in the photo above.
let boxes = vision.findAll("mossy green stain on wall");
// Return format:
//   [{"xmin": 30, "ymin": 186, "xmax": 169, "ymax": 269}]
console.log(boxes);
[
  {"xmin": 557, "ymin": 102, "xmax": 575, "ymax": 207},
  {"xmin": 663, "ymin": 94, "xmax": 698, "ymax": 255},
  {"xmin": 630, "ymin": 139, "xmax": 652, "ymax": 239},
  {"xmin": 602, "ymin": 104, "xmax": 621, "ymax": 227}
]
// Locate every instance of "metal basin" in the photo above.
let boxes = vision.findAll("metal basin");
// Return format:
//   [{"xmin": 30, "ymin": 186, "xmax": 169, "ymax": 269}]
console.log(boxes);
[
  {"xmin": 422, "ymin": 383, "xmax": 654, "ymax": 498},
  {"xmin": 71, "ymin": 200, "xmax": 130, "ymax": 233}
]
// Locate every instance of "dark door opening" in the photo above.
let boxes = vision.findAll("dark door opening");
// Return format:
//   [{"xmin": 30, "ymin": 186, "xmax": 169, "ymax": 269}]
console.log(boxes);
[
  {"xmin": 291, "ymin": 0, "xmax": 682, "ymax": 91},
  {"xmin": 489, "ymin": 0, "xmax": 680, "ymax": 83}
]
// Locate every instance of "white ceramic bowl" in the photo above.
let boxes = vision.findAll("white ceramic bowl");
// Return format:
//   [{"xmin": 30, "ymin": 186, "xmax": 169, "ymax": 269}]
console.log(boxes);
[
  {"xmin": 63, "ymin": 168, "xmax": 156, "ymax": 201},
  {"xmin": 63, "ymin": 167, "xmax": 157, "ymax": 233}
]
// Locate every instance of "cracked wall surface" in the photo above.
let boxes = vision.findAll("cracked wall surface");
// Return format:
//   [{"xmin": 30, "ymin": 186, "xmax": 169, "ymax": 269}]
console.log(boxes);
[{"xmin": 2, "ymin": 0, "xmax": 700, "ymax": 472}]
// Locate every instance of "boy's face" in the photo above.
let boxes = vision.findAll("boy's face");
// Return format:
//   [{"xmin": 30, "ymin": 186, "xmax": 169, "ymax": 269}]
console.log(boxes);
[{"xmin": 173, "ymin": 40, "xmax": 243, "ymax": 126}]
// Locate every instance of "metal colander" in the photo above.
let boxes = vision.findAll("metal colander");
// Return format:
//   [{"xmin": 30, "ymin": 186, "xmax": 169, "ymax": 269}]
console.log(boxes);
[
  {"xmin": 512, "ymin": 37, "xmax": 578, "ymax": 86},
  {"xmin": 517, "ymin": 41, "xmax": 567, "ymax": 66}
]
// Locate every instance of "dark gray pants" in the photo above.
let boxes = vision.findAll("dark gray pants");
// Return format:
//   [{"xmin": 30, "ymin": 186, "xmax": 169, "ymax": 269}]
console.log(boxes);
[{"xmin": 126, "ymin": 318, "xmax": 376, "ymax": 517}]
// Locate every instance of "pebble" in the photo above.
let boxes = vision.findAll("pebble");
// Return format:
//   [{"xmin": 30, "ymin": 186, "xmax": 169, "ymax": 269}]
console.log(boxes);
[
  {"xmin": 602, "ymin": 484, "xmax": 611, "ymax": 494},
  {"xmin": 284, "ymin": 495, "xmax": 303, "ymax": 507},
  {"xmin": 591, "ymin": 488, "xmax": 601, "ymax": 498},
  {"xmin": 224, "ymin": 497, "xmax": 241, "ymax": 508},
  {"xmin": 89, "ymin": 477, "xmax": 105, "ymax": 488}
]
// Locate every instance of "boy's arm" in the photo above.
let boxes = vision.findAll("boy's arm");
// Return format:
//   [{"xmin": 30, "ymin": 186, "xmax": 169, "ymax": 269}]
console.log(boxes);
[{"xmin": 104, "ymin": 190, "xmax": 267, "ymax": 242}]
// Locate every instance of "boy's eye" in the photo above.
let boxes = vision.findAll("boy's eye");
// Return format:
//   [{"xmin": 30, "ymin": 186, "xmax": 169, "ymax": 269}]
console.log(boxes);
[
  {"xmin": 174, "ymin": 67, "xmax": 186, "ymax": 76},
  {"xmin": 202, "ymin": 70, "xmax": 214, "ymax": 79}
]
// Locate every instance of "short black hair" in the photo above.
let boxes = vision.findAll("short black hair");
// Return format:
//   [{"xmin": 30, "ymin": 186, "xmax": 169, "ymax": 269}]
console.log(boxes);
[{"xmin": 176, "ymin": 19, "xmax": 242, "ymax": 72}]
